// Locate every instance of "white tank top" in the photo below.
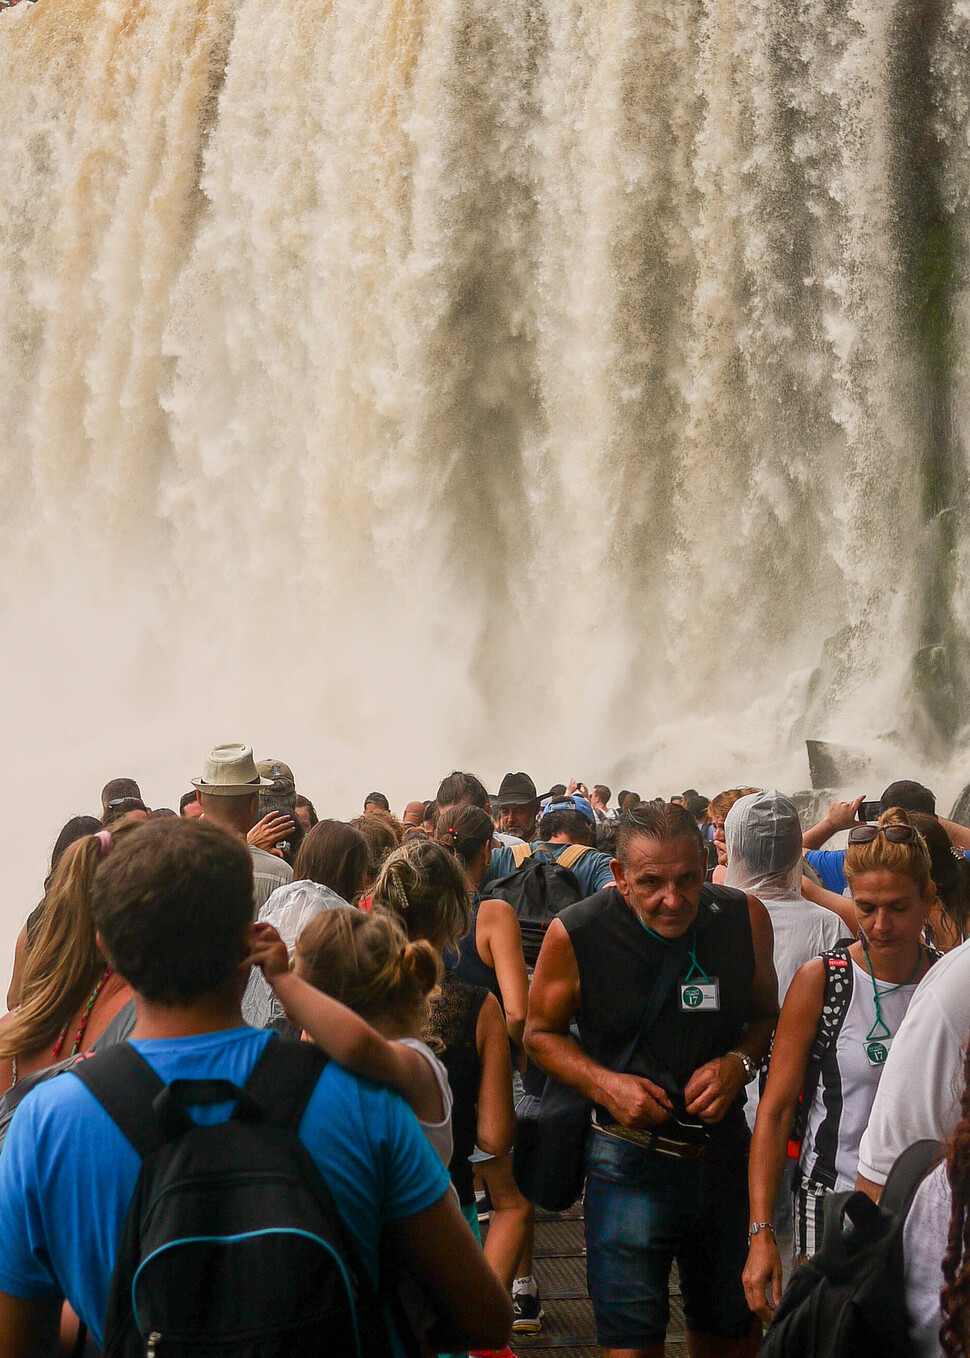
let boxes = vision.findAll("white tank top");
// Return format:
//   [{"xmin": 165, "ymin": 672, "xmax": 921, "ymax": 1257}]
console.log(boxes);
[
  {"xmin": 800, "ymin": 958, "xmax": 919, "ymax": 1191},
  {"xmin": 398, "ymin": 1037, "xmax": 454, "ymax": 1168}
]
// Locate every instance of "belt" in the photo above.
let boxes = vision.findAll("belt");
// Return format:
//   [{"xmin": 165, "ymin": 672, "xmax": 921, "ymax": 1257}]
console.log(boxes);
[{"xmin": 592, "ymin": 1117, "xmax": 712, "ymax": 1162}]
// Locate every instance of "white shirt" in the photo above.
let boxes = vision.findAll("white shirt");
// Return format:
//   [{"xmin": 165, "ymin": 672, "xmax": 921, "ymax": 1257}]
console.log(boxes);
[
  {"xmin": 859, "ymin": 941, "xmax": 970, "ymax": 1185},
  {"xmin": 762, "ymin": 895, "xmax": 846, "ymax": 1004},
  {"xmin": 742, "ymin": 895, "xmax": 844, "ymax": 1131},
  {"xmin": 398, "ymin": 1038, "xmax": 454, "ymax": 1168},
  {"xmin": 800, "ymin": 959, "xmax": 919, "ymax": 1191},
  {"xmin": 903, "ymin": 1160, "xmax": 949, "ymax": 1358}
]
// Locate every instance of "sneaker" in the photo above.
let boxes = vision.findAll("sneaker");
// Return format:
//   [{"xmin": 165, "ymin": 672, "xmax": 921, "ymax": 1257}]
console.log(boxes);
[{"xmin": 512, "ymin": 1288, "xmax": 544, "ymax": 1335}]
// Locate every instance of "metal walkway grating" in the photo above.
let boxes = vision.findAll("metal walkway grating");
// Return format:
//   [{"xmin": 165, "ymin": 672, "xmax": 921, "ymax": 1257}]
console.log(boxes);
[{"xmin": 503, "ymin": 1202, "xmax": 686, "ymax": 1357}]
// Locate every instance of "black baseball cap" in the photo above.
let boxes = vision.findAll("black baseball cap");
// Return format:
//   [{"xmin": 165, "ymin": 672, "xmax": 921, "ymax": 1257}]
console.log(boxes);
[{"xmin": 491, "ymin": 772, "xmax": 539, "ymax": 807}]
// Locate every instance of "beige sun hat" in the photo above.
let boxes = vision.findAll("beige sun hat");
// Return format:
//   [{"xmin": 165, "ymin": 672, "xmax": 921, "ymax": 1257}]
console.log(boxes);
[{"xmin": 192, "ymin": 744, "xmax": 275, "ymax": 797}]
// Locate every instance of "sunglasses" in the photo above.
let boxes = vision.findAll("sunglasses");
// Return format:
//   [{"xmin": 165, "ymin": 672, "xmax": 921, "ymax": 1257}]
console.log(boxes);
[{"xmin": 847, "ymin": 824, "xmax": 919, "ymax": 845}]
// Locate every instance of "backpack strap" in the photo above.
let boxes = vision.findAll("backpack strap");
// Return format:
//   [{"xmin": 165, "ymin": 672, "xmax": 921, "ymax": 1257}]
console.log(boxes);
[
  {"xmin": 810, "ymin": 945, "xmax": 855, "ymax": 1062},
  {"xmin": 788, "ymin": 945, "xmax": 854, "ymax": 1155},
  {"xmin": 71, "ymin": 1043, "xmax": 169, "ymax": 1159},
  {"xmin": 510, "ymin": 843, "xmax": 534, "ymax": 868},
  {"xmin": 554, "ymin": 844, "xmax": 591, "ymax": 872},
  {"xmin": 240, "ymin": 1036, "xmax": 329, "ymax": 1130},
  {"xmin": 880, "ymin": 1139, "xmax": 941, "ymax": 1218}
]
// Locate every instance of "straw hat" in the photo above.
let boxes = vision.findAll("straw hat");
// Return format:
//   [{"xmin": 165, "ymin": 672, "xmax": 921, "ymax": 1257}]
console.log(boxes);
[{"xmin": 192, "ymin": 744, "xmax": 274, "ymax": 797}]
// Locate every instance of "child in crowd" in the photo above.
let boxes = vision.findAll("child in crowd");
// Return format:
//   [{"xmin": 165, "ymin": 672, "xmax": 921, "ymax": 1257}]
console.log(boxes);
[
  {"xmin": 250, "ymin": 908, "xmax": 457, "ymax": 1357},
  {"xmin": 248, "ymin": 908, "xmax": 453, "ymax": 1166}
]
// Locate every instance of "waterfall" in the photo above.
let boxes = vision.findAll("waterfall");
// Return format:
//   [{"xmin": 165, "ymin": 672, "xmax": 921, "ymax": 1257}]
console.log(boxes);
[{"xmin": 2, "ymin": 0, "xmax": 969, "ymax": 933}]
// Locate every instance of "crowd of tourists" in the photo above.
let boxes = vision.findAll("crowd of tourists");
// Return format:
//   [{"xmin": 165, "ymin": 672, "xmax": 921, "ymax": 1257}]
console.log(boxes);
[{"xmin": 3, "ymin": 747, "xmax": 970, "ymax": 1357}]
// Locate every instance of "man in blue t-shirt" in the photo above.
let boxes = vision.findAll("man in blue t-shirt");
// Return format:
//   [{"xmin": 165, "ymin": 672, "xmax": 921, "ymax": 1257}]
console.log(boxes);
[
  {"xmin": 0, "ymin": 819, "xmax": 512, "ymax": 1357},
  {"xmin": 486, "ymin": 802, "xmax": 616, "ymax": 896}
]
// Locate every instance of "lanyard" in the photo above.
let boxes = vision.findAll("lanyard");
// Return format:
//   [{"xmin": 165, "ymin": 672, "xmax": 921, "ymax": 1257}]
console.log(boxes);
[
  {"xmin": 640, "ymin": 921, "xmax": 711, "ymax": 983},
  {"xmin": 859, "ymin": 933, "xmax": 923, "ymax": 1042}
]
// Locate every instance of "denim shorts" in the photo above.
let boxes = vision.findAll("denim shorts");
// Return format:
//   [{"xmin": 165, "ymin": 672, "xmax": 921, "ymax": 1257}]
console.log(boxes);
[{"xmin": 584, "ymin": 1128, "xmax": 754, "ymax": 1347}]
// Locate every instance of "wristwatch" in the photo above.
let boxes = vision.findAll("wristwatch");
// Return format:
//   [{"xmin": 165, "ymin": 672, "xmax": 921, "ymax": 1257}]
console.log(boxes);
[{"xmin": 728, "ymin": 1050, "xmax": 757, "ymax": 1084}]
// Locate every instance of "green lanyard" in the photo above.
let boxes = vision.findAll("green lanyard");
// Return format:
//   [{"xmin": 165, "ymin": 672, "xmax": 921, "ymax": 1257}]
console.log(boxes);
[
  {"xmin": 640, "ymin": 921, "xmax": 711, "ymax": 983},
  {"xmin": 860, "ymin": 938, "xmax": 923, "ymax": 1042}
]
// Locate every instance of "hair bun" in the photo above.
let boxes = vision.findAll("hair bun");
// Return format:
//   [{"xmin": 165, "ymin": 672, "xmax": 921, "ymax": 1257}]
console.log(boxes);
[{"xmin": 400, "ymin": 940, "xmax": 442, "ymax": 996}]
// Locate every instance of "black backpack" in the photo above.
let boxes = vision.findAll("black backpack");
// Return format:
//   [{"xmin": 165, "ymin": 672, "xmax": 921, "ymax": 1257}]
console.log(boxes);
[
  {"xmin": 759, "ymin": 1138, "xmax": 941, "ymax": 1358},
  {"xmin": 72, "ymin": 1038, "xmax": 394, "ymax": 1358},
  {"xmin": 485, "ymin": 844, "xmax": 590, "ymax": 964}
]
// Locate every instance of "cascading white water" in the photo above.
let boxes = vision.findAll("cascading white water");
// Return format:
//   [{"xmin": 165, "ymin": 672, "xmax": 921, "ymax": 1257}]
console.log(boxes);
[{"xmin": 2, "ymin": 0, "xmax": 969, "ymax": 958}]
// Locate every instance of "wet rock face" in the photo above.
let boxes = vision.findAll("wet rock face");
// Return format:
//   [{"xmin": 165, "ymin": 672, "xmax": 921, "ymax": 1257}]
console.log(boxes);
[{"xmin": 806, "ymin": 742, "xmax": 873, "ymax": 794}]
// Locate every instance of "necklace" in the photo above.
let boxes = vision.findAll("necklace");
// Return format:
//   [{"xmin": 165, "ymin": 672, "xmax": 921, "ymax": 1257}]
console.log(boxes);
[
  {"xmin": 51, "ymin": 966, "xmax": 113, "ymax": 1060},
  {"xmin": 859, "ymin": 940, "xmax": 923, "ymax": 1048}
]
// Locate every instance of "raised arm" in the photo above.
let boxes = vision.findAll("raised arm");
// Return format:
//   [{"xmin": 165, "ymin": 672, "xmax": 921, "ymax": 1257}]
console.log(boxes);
[
  {"xmin": 249, "ymin": 925, "xmax": 443, "ymax": 1125},
  {"xmin": 524, "ymin": 919, "xmax": 673, "ymax": 1130},
  {"xmin": 802, "ymin": 796, "xmax": 864, "ymax": 850},
  {"xmin": 742, "ymin": 958, "xmax": 826, "ymax": 1322},
  {"xmin": 938, "ymin": 817, "xmax": 970, "ymax": 853},
  {"xmin": 800, "ymin": 875, "xmax": 857, "ymax": 931}
]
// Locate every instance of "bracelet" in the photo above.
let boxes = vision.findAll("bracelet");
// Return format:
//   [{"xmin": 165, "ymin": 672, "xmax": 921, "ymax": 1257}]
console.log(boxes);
[
  {"xmin": 748, "ymin": 1221, "xmax": 775, "ymax": 1244},
  {"xmin": 728, "ymin": 1050, "xmax": 757, "ymax": 1084}
]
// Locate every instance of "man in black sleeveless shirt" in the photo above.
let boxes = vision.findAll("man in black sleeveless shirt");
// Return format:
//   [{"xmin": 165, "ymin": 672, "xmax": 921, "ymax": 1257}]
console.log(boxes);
[{"xmin": 526, "ymin": 803, "xmax": 778, "ymax": 1358}]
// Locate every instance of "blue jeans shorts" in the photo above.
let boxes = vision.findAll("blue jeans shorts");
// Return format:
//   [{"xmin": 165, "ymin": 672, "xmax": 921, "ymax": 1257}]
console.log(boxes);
[{"xmin": 584, "ymin": 1128, "xmax": 754, "ymax": 1347}]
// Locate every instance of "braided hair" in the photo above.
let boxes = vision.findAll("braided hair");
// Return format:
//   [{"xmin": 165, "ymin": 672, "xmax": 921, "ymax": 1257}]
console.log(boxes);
[{"xmin": 373, "ymin": 838, "xmax": 471, "ymax": 952}]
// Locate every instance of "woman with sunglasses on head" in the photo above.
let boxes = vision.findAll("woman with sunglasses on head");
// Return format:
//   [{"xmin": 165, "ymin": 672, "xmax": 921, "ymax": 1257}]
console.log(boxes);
[{"xmin": 743, "ymin": 810, "xmax": 939, "ymax": 1323}]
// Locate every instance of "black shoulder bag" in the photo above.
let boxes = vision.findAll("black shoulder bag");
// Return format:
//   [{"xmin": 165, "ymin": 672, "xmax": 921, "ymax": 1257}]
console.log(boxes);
[{"xmin": 513, "ymin": 937, "xmax": 688, "ymax": 1211}]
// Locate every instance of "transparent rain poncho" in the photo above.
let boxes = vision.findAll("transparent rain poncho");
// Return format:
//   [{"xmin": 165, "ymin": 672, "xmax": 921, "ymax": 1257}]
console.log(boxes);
[
  {"xmin": 242, "ymin": 879, "xmax": 349, "ymax": 1029},
  {"xmin": 723, "ymin": 789, "xmax": 803, "ymax": 902}
]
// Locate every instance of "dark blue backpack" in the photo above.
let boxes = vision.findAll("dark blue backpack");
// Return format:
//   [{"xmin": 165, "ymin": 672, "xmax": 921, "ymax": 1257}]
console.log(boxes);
[{"xmin": 73, "ymin": 1038, "xmax": 393, "ymax": 1358}]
